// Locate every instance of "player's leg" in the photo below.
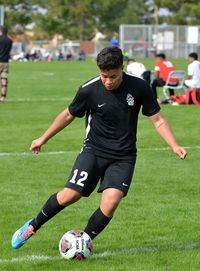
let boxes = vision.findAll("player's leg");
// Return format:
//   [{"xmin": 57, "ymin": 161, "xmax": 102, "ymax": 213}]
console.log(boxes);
[
  {"xmin": 84, "ymin": 158, "xmax": 136, "ymax": 240},
  {"xmin": 168, "ymin": 88, "xmax": 174, "ymax": 96},
  {"xmin": 11, "ymin": 188, "xmax": 82, "ymax": 249},
  {"xmin": 151, "ymin": 78, "xmax": 165, "ymax": 98},
  {"xmin": 11, "ymin": 149, "xmax": 99, "ymax": 249},
  {"xmin": 0, "ymin": 64, "xmax": 9, "ymax": 102},
  {"xmin": 100, "ymin": 187, "xmax": 124, "ymax": 217},
  {"xmin": 0, "ymin": 78, "xmax": 8, "ymax": 102},
  {"xmin": 30, "ymin": 188, "xmax": 82, "ymax": 232},
  {"xmin": 84, "ymin": 188, "xmax": 124, "ymax": 239}
]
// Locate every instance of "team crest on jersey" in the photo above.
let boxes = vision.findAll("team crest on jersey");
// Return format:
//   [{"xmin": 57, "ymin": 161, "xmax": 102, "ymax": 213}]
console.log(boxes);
[{"xmin": 126, "ymin": 93, "xmax": 134, "ymax": 106}]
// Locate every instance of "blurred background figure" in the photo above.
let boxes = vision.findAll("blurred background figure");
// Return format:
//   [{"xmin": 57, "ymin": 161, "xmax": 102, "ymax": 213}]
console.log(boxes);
[
  {"xmin": 0, "ymin": 25, "xmax": 13, "ymax": 102},
  {"xmin": 77, "ymin": 49, "xmax": 86, "ymax": 61},
  {"xmin": 111, "ymin": 32, "xmax": 119, "ymax": 47},
  {"xmin": 127, "ymin": 58, "xmax": 151, "ymax": 84},
  {"xmin": 185, "ymin": 52, "xmax": 200, "ymax": 89},
  {"xmin": 47, "ymin": 51, "xmax": 54, "ymax": 62},
  {"xmin": 57, "ymin": 49, "xmax": 64, "ymax": 61},
  {"xmin": 66, "ymin": 49, "xmax": 73, "ymax": 61},
  {"xmin": 127, "ymin": 58, "xmax": 146, "ymax": 77},
  {"xmin": 151, "ymin": 53, "xmax": 177, "ymax": 98}
]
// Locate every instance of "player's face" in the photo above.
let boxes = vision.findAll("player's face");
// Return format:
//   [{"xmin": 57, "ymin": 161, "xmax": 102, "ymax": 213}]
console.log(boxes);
[
  {"xmin": 100, "ymin": 67, "xmax": 123, "ymax": 91},
  {"xmin": 188, "ymin": 56, "xmax": 194, "ymax": 63}
]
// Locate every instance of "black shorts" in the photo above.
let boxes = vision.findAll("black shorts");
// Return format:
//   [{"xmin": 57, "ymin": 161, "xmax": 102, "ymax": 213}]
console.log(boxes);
[{"xmin": 65, "ymin": 148, "xmax": 136, "ymax": 197}]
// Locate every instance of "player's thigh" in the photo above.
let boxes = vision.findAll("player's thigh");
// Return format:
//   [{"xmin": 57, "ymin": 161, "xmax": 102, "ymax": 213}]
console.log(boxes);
[
  {"xmin": 65, "ymin": 151, "xmax": 100, "ymax": 197},
  {"xmin": 98, "ymin": 158, "xmax": 136, "ymax": 196}
]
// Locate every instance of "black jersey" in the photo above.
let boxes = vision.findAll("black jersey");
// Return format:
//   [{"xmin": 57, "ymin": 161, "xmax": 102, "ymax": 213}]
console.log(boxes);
[
  {"xmin": 69, "ymin": 72, "xmax": 160, "ymax": 159},
  {"xmin": 0, "ymin": 35, "xmax": 12, "ymax": 63}
]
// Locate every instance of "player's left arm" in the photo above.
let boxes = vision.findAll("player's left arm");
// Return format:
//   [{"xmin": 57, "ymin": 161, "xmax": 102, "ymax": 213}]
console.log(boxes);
[
  {"xmin": 185, "ymin": 75, "xmax": 192, "ymax": 80},
  {"xmin": 148, "ymin": 111, "xmax": 187, "ymax": 159}
]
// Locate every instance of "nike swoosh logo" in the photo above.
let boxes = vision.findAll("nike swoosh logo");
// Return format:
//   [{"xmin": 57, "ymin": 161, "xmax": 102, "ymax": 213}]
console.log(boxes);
[
  {"xmin": 98, "ymin": 103, "xmax": 106, "ymax": 108},
  {"xmin": 122, "ymin": 183, "xmax": 129, "ymax": 187},
  {"xmin": 92, "ymin": 231, "xmax": 98, "ymax": 235},
  {"xmin": 41, "ymin": 209, "xmax": 48, "ymax": 217}
]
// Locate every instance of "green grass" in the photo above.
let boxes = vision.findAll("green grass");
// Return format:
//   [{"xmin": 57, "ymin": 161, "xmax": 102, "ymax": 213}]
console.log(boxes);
[{"xmin": 0, "ymin": 59, "xmax": 200, "ymax": 271}]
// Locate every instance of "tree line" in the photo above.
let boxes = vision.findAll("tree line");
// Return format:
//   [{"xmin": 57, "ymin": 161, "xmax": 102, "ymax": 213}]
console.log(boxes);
[{"xmin": 2, "ymin": 0, "xmax": 200, "ymax": 41}]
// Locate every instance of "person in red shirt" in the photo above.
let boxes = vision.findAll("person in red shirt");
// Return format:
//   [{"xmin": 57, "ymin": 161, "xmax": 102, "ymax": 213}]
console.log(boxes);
[{"xmin": 151, "ymin": 53, "xmax": 176, "ymax": 98}]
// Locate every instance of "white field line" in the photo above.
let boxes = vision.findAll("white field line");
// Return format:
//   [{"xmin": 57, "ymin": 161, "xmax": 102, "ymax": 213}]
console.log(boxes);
[
  {"xmin": 7, "ymin": 97, "xmax": 72, "ymax": 102},
  {"xmin": 0, "ymin": 151, "xmax": 74, "ymax": 157},
  {"xmin": 0, "ymin": 145, "xmax": 199, "ymax": 157},
  {"xmin": 0, "ymin": 242, "xmax": 200, "ymax": 263}
]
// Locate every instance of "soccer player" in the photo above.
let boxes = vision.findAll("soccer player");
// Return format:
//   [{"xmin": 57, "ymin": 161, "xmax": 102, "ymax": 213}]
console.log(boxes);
[
  {"xmin": 151, "ymin": 53, "xmax": 177, "ymax": 99},
  {"xmin": 11, "ymin": 47, "xmax": 187, "ymax": 249},
  {"xmin": 0, "ymin": 25, "xmax": 13, "ymax": 102}
]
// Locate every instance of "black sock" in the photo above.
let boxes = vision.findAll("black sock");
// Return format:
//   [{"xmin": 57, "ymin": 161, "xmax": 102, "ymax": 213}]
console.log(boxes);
[
  {"xmin": 30, "ymin": 193, "xmax": 65, "ymax": 231},
  {"xmin": 84, "ymin": 207, "xmax": 112, "ymax": 240}
]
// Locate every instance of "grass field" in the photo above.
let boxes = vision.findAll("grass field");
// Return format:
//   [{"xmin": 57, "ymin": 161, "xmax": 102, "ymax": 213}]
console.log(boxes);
[{"xmin": 0, "ymin": 58, "xmax": 200, "ymax": 271}]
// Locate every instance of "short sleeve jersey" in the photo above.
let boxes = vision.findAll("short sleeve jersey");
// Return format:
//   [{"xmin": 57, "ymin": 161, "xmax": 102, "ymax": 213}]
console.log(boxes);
[
  {"xmin": 155, "ymin": 60, "xmax": 175, "ymax": 82},
  {"xmin": 69, "ymin": 73, "xmax": 160, "ymax": 159},
  {"xmin": 188, "ymin": 60, "xmax": 200, "ymax": 87}
]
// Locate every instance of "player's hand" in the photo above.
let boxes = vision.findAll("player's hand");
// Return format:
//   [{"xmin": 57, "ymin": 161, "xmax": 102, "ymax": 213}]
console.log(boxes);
[
  {"xmin": 30, "ymin": 137, "xmax": 45, "ymax": 154},
  {"xmin": 173, "ymin": 145, "xmax": 187, "ymax": 160}
]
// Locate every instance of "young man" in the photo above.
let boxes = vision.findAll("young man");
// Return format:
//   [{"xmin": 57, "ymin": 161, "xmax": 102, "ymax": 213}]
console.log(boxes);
[
  {"xmin": 151, "ymin": 53, "xmax": 177, "ymax": 98},
  {"xmin": 0, "ymin": 25, "xmax": 13, "ymax": 102},
  {"xmin": 11, "ymin": 47, "xmax": 187, "ymax": 249},
  {"xmin": 185, "ymin": 52, "xmax": 200, "ymax": 89}
]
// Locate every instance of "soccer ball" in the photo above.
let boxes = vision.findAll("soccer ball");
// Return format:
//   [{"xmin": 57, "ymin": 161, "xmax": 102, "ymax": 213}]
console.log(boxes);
[{"xmin": 59, "ymin": 230, "xmax": 93, "ymax": 260}]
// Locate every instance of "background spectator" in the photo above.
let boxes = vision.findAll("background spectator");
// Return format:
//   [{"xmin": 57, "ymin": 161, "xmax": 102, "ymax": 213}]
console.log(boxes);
[
  {"xmin": 151, "ymin": 53, "xmax": 177, "ymax": 98},
  {"xmin": 110, "ymin": 32, "xmax": 119, "ymax": 47},
  {"xmin": 77, "ymin": 49, "xmax": 86, "ymax": 61},
  {"xmin": 0, "ymin": 25, "xmax": 13, "ymax": 102},
  {"xmin": 57, "ymin": 50, "xmax": 64, "ymax": 61},
  {"xmin": 127, "ymin": 58, "xmax": 151, "ymax": 84},
  {"xmin": 185, "ymin": 52, "xmax": 200, "ymax": 89},
  {"xmin": 127, "ymin": 58, "xmax": 146, "ymax": 77}
]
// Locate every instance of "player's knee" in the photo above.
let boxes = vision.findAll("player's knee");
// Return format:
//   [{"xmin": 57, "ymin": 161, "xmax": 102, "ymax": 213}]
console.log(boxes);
[
  {"xmin": 1, "ymin": 78, "xmax": 8, "ymax": 87},
  {"xmin": 57, "ymin": 188, "xmax": 82, "ymax": 206},
  {"xmin": 100, "ymin": 189, "xmax": 124, "ymax": 217}
]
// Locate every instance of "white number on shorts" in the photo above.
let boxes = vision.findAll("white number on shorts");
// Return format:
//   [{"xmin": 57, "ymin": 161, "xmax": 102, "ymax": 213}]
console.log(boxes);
[{"xmin": 69, "ymin": 169, "xmax": 88, "ymax": 187}]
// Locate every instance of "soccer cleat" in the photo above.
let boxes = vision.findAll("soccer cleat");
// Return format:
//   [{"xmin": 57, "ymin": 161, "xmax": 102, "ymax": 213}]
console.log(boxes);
[{"xmin": 11, "ymin": 220, "xmax": 35, "ymax": 249}]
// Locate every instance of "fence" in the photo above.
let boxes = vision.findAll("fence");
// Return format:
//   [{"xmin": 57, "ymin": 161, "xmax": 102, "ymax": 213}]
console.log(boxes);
[{"xmin": 120, "ymin": 24, "xmax": 200, "ymax": 58}]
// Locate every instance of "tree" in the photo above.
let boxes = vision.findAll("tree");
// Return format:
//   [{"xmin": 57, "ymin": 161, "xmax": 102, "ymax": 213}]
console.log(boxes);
[
  {"xmin": 2, "ymin": 0, "xmax": 152, "ymax": 40},
  {"xmin": 2, "ymin": 0, "xmax": 46, "ymax": 35},
  {"xmin": 155, "ymin": 0, "xmax": 200, "ymax": 25}
]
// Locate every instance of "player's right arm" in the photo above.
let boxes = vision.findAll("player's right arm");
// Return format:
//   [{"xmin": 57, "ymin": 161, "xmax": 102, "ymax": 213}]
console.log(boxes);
[{"xmin": 30, "ymin": 108, "xmax": 75, "ymax": 154}]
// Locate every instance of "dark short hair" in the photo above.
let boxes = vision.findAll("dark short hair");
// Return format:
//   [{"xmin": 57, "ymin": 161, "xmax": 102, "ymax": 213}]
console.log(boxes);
[
  {"xmin": 156, "ymin": 53, "xmax": 166, "ymax": 59},
  {"xmin": 127, "ymin": 58, "xmax": 135, "ymax": 62},
  {"xmin": 189, "ymin": 52, "xmax": 198, "ymax": 60},
  {"xmin": 0, "ymin": 25, "xmax": 8, "ymax": 35},
  {"xmin": 97, "ymin": 47, "xmax": 123, "ymax": 70}
]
